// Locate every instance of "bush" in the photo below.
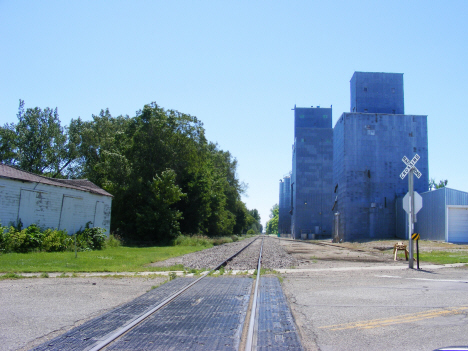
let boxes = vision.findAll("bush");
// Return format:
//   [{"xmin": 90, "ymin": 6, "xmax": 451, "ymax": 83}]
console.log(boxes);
[
  {"xmin": 0, "ymin": 225, "xmax": 9, "ymax": 253},
  {"xmin": 0, "ymin": 223, "xmax": 107, "ymax": 253},
  {"xmin": 75, "ymin": 222, "xmax": 107, "ymax": 251},
  {"xmin": 105, "ymin": 234, "xmax": 122, "ymax": 248},
  {"xmin": 212, "ymin": 237, "xmax": 233, "ymax": 246},
  {"xmin": 7, "ymin": 227, "xmax": 29, "ymax": 253},
  {"xmin": 172, "ymin": 235, "xmax": 211, "ymax": 247},
  {"xmin": 42, "ymin": 229, "xmax": 71, "ymax": 252}
]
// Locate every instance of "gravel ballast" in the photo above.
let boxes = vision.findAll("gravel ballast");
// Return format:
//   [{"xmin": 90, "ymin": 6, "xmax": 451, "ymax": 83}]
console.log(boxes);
[{"xmin": 150, "ymin": 235, "xmax": 297, "ymax": 271}]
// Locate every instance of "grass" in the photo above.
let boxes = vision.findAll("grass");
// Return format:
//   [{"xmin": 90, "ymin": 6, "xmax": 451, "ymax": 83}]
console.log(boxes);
[
  {"xmin": 0, "ymin": 245, "xmax": 209, "ymax": 273},
  {"xmin": 342, "ymin": 239, "xmax": 468, "ymax": 265},
  {"xmin": 0, "ymin": 272, "xmax": 24, "ymax": 280},
  {"xmin": 419, "ymin": 251, "xmax": 468, "ymax": 265}
]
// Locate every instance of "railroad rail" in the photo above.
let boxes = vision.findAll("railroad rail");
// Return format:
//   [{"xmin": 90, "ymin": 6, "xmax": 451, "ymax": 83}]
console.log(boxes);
[
  {"xmin": 34, "ymin": 235, "xmax": 302, "ymax": 351},
  {"xmin": 245, "ymin": 235, "xmax": 264, "ymax": 351},
  {"xmin": 89, "ymin": 236, "xmax": 263, "ymax": 351}
]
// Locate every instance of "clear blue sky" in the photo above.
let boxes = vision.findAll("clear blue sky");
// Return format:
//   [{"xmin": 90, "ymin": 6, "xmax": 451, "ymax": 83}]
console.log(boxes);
[{"xmin": 1, "ymin": 1, "xmax": 467, "ymax": 228}]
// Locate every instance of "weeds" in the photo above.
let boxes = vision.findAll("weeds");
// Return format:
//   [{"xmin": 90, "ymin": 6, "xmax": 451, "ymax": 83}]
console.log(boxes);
[
  {"xmin": 171, "ymin": 234, "xmax": 248, "ymax": 247},
  {"xmin": 0, "ymin": 222, "xmax": 109, "ymax": 254},
  {"xmin": 106, "ymin": 234, "xmax": 122, "ymax": 248},
  {"xmin": 172, "ymin": 235, "xmax": 212, "ymax": 247},
  {"xmin": 0, "ymin": 272, "xmax": 23, "ymax": 280}
]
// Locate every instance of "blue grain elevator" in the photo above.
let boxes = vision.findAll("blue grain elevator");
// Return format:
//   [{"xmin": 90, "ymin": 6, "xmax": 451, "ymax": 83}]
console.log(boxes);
[
  {"xmin": 290, "ymin": 106, "xmax": 334, "ymax": 239},
  {"xmin": 333, "ymin": 72, "xmax": 428, "ymax": 241},
  {"xmin": 278, "ymin": 174, "xmax": 291, "ymax": 234}
]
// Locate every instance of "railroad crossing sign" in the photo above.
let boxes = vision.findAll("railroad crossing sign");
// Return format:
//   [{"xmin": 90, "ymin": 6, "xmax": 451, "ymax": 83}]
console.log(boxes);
[
  {"xmin": 399, "ymin": 153, "xmax": 423, "ymax": 269},
  {"xmin": 400, "ymin": 154, "xmax": 422, "ymax": 179},
  {"xmin": 403, "ymin": 191, "xmax": 423, "ymax": 215}
]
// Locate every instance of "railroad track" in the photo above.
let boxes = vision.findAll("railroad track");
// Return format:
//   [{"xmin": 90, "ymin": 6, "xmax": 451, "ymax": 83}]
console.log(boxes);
[{"xmin": 33, "ymin": 235, "xmax": 302, "ymax": 351}]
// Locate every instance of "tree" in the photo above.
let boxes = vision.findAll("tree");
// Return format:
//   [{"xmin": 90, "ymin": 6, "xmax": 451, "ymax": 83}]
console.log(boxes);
[
  {"xmin": 429, "ymin": 178, "xmax": 448, "ymax": 190},
  {"xmin": 0, "ymin": 100, "xmax": 78, "ymax": 177},
  {"xmin": 2, "ymin": 100, "xmax": 253, "ymax": 242},
  {"xmin": 244, "ymin": 209, "xmax": 262, "ymax": 234},
  {"xmin": 266, "ymin": 204, "xmax": 279, "ymax": 234},
  {"xmin": 135, "ymin": 169, "xmax": 186, "ymax": 242}
]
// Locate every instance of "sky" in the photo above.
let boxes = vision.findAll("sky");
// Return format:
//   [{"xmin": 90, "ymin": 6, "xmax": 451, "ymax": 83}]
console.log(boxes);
[{"xmin": 1, "ymin": 1, "xmax": 467, "ymax": 229}]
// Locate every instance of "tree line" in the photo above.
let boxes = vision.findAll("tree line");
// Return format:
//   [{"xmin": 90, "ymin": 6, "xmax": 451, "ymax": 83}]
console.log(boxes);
[{"xmin": 0, "ymin": 100, "xmax": 262, "ymax": 242}]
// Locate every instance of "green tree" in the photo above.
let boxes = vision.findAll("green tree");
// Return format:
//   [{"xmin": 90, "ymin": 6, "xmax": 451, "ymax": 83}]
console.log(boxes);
[
  {"xmin": 2, "ymin": 100, "xmax": 252, "ymax": 242},
  {"xmin": 0, "ymin": 123, "xmax": 17, "ymax": 163},
  {"xmin": 266, "ymin": 204, "xmax": 279, "ymax": 234},
  {"xmin": 429, "ymin": 178, "xmax": 448, "ymax": 190},
  {"xmin": 75, "ymin": 102, "xmax": 249, "ymax": 240},
  {"xmin": 245, "ymin": 209, "xmax": 262, "ymax": 234},
  {"xmin": 135, "ymin": 169, "xmax": 186, "ymax": 242},
  {"xmin": 0, "ymin": 100, "xmax": 78, "ymax": 177}
]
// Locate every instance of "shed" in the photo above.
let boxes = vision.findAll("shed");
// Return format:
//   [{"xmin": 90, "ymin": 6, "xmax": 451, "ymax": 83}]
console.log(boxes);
[
  {"xmin": 396, "ymin": 187, "xmax": 468, "ymax": 243},
  {"xmin": 0, "ymin": 164, "xmax": 112, "ymax": 235}
]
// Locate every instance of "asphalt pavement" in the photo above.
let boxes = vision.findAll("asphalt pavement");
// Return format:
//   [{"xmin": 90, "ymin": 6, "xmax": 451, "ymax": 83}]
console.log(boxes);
[{"xmin": 282, "ymin": 263, "xmax": 468, "ymax": 351}]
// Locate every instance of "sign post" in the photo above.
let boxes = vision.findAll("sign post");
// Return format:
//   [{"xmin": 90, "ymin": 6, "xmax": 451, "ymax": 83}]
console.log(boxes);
[
  {"xmin": 400, "ymin": 154, "xmax": 422, "ymax": 269},
  {"xmin": 412, "ymin": 233, "xmax": 420, "ymax": 269}
]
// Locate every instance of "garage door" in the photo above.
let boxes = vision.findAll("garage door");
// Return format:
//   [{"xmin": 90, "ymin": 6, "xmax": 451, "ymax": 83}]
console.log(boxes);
[
  {"xmin": 59, "ymin": 195, "xmax": 83, "ymax": 235},
  {"xmin": 448, "ymin": 207, "xmax": 468, "ymax": 243}
]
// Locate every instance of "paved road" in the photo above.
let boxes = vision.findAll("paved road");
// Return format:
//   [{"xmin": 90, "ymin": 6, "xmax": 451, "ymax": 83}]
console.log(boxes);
[
  {"xmin": 280, "ymin": 242, "xmax": 468, "ymax": 351},
  {"xmin": 3, "ymin": 238, "xmax": 467, "ymax": 351},
  {"xmin": 0, "ymin": 277, "xmax": 166, "ymax": 351}
]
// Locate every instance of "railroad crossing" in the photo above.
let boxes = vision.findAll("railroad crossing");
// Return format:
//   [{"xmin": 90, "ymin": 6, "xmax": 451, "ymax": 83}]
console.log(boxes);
[{"xmin": 400, "ymin": 153, "xmax": 423, "ymax": 269}]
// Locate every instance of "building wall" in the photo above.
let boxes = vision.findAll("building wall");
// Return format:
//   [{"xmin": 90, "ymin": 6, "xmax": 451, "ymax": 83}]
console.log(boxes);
[
  {"xmin": 278, "ymin": 180, "xmax": 284, "ymax": 233},
  {"xmin": 291, "ymin": 107, "xmax": 334, "ymax": 238},
  {"xmin": 278, "ymin": 175, "xmax": 291, "ymax": 234},
  {"xmin": 0, "ymin": 178, "xmax": 112, "ymax": 234},
  {"xmin": 350, "ymin": 72, "xmax": 404, "ymax": 114},
  {"xmin": 333, "ymin": 112, "xmax": 428, "ymax": 241},
  {"xmin": 406, "ymin": 188, "xmax": 468, "ymax": 241},
  {"xmin": 412, "ymin": 188, "xmax": 446, "ymax": 240},
  {"xmin": 395, "ymin": 196, "xmax": 408, "ymax": 239}
]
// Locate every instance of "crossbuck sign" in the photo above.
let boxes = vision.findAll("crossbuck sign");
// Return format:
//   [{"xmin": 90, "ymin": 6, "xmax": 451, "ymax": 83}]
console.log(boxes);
[
  {"xmin": 399, "ymin": 153, "xmax": 423, "ymax": 269},
  {"xmin": 400, "ymin": 154, "xmax": 422, "ymax": 179}
]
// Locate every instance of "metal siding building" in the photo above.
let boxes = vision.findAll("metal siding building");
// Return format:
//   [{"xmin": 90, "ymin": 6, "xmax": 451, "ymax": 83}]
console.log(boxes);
[
  {"xmin": 278, "ymin": 174, "xmax": 291, "ymax": 234},
  {"xmin": 333, "ymin": 72, "xmax": 428, "ymax": 241},
  {"xmin": 398, "ymin": 188, "xmax": 468, "ymax": 243},
  {"xmin": 281, "ymin": 72, "xmax": 446, "ymax": 242},
  {"xmin": 291, "ymin": 107, "xmax": 334, "ymax": 239},
  {"xmin": 351, "ymin": 72, "xmax": 404, "ymax": 114}
]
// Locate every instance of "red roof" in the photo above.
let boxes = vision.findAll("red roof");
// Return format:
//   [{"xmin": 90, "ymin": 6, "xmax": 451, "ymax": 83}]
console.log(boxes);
[{"xmin": 0, "ymin": 164, "xmax": 112, "ymax": 197}]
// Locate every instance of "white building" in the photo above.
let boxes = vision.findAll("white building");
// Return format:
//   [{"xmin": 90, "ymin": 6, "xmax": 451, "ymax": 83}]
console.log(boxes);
[{"xmin": 0, "ymin": 164, "xmax": 112, "ymax": 235}]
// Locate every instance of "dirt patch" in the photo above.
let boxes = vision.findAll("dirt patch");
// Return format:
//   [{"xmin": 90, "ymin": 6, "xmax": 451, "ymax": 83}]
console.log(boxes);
[
  {"xmin": 279, "ymin": 238, "xmax": 468, "ymax": 270},
  {"xmin": 281, "ymin": 239, "xmax": 402, "ymax": 269},
  {"xmin": 340, "ymin": 239, "xmax": 468, "ymax": 253}
]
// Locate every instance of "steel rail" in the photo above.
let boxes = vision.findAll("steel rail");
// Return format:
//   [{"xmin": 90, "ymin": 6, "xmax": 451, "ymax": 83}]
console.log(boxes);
[
  {"xmin": 277, "ymin": 236, "xmax": 368, "ymax": 253},
  {"xmin": 245, "ymin": 235, "xmax": 264, "ymax": 351},
  {"xmin": 89, "ymin": 235, "xmax": 260, "ymax": 351}
]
